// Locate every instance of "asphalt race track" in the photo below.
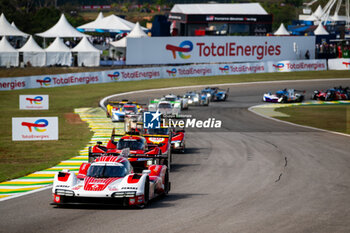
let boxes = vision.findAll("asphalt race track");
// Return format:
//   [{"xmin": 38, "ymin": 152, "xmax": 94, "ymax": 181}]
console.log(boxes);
[{"xmin": 1, "ymin": 79, "xmax": 350, "ymax": 233}]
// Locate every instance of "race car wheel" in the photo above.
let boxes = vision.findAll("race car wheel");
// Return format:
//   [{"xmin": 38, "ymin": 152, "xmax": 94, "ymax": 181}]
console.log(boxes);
[
  {"xmin": 137, "ymin": 176, "xmax": 149, "ymax": 209},
  {"xmin": 164, "ymin": 169, "xmax": 170, "ymax": 195}
]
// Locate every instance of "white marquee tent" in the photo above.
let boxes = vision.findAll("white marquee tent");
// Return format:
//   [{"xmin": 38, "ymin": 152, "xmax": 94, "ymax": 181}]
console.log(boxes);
[
  {"xmin": 77, "ymin": 14, "xmax": 147, "ymax": 32},
  {"xmin": 0, "ymin": 36, "xmax": 19, "ymax": 67},
  {"xmin": 110, "ymin": 22, "xmax": 148, "ymax": 48},
  {"xmin": 71, "ymin": 36, "xmax": 100, "ymax": 67},
  {"xmin": 0, "ymin": 13, "xmax": 28, "ymax": 37},
  {"xmin": 314, "ymin": 24, "xmax": 329, "ymax": 35},
  {"xmin": 76, "ymin": 12, "xmax": 104, "ymax": 32},
  {"xmin": 45, "ymin": 37, "xmax": 71, "ymax": 66},
  {"xmin": 274, "ymin": 23, "xmax": 290, "ymax": 35},
  {"xmin": 36, "ymin": 14, "xmax": 87, "ymax": 38},
  {"xmin": 18, "ymin": 36, "xmax": 46, "ymax": 67}
]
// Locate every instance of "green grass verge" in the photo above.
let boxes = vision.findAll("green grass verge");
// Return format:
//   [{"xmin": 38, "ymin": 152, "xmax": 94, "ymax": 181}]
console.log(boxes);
[
  {"xmin": 275, "ymin": 105, "xmax": 350, "ymax": 134},
  {"xmin": 0, "ymin": 70, "xmax": 349, "ymax": 182}
]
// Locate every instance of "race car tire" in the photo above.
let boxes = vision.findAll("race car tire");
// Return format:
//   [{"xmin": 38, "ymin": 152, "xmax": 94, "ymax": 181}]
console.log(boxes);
[
  {"xmin": 164, "ymin": 169, "xmax": 170, "ymax": 195},
  {"xmin": 138, "ymin": 176, "xmax": 150, "ymax": 209}
]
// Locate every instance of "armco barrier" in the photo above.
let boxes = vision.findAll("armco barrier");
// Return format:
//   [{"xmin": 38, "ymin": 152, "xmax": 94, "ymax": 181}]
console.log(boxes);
[{"xmin": 0, "ymin": 59, "xmax": 327, "ymax": 91}]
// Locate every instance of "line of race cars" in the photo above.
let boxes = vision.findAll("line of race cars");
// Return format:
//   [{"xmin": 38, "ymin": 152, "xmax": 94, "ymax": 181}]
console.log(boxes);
[
  {"xmin": 263, "ymin": 86, "xmax": 350, "ymax": 103},
  {"xmin": 51, "ymin": 87, "xmax": 228, "ymax": 208}
]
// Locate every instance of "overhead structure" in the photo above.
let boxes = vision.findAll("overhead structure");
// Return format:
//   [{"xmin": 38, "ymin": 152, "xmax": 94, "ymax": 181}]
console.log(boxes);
[
  {"xmin": 18, "ymin": 36, "xmax": 46, "ymax": 67},
  {"xmin": 0, "ymin": 13, "xmax": 28, "ymax": 37},
  {"xmin": 36, "ymin": 14, "xmax": 87, "ymax": 38},
  {"xmin": 274, "ymin": 23, "xmax": 290, "ymax": 35},
  {"xmin": 45, "ymin": 37, "xmax": 71, "ymax": 66},
  {"xmin": 0, "ymin": 36, "xmax": 19, "ymax": 67},
  {"xmin": 71, "ymin": 36, "xmax": 100, "ymax": 67},
  {"xmin": 110, "ymin": 22, "xmax": 148, "ymax": 48},
  {"xmin": 77, "ymin": 14, "xmax": 147, "ymax": 33}
]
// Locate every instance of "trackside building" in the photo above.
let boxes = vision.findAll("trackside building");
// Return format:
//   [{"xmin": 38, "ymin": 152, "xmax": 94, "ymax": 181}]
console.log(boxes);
[{"xmin": 168, "ymin": 3, "xmax": 273, "ymax": 36}]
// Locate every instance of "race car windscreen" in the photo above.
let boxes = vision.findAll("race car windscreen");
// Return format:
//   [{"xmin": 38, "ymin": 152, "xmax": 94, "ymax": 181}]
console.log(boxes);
[
  {"xmin": 147, "ymin": 128, "xmax": 169, "ymax": 135},
  {"xmin": 159, "ymin": 103, "xmax": 171, "ymax": 109},
  {"xmin": 123, "ymin": 106, "xmax": 137, "ymax": 112},
  {"xmin": 117, "ymin": 139, "xmax": 144, "ymax": 150},
  {"xmin": 87, "ymin": 165, "xmax": 127, "ymax": 178},
  {"xmin": 165, "ymin": 97, "xmax": 177, "ymax": 102}
]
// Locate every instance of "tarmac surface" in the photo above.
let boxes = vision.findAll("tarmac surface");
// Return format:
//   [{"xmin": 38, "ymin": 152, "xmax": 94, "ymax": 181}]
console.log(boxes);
[{"xmin": 1, "ymin": 79, "xmax": 350, "ymax": 233}]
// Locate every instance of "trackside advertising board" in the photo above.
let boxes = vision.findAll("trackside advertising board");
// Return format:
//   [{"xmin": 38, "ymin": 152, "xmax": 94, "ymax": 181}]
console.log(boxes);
[
  {"xmin": 126, "ymin": 36, "xmax": 316, "ymax": 65},
  {"xmin": 0, "ymin": 59, "xmax": 328, "ymax": 91},
  {"xmin": 328, "ymin": 58, "xmax": 350, "ymax": 70},
  {"xmin": 12, "ymin": 117, "xmax": 58, "ymax": 141},
  {"xmin": 19, "ymin": 95, "xmax": 49, "ymax": 110}
]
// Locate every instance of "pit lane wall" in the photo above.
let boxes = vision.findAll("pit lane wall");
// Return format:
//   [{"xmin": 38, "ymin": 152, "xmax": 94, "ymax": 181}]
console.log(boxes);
[{"xmin": 0, "ymin": 59, "xmax": 328, "ymax": 91}]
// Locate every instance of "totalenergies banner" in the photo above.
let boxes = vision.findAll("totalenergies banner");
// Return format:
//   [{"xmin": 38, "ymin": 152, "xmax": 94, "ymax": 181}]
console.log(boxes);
[
  {"xmin": 328, "ymin": 58, "xmax": 350, "ymax": 70},
  {"xmin": 12, "ymin": 117, "xmax": 58, "ymax": 141},
  {"xmin": 0, "ymin": 59, "xmax": 327, "ymax": 91},
  {"xmin": 126, "ymin": 36, "xmax": 315, "ymax": 65}
]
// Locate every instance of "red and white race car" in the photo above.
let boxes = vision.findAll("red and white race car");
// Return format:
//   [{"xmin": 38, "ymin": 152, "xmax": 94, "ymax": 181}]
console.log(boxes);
[{"xmin": 52, "ymin": 153, "xmax": 170, "ymax": 208}]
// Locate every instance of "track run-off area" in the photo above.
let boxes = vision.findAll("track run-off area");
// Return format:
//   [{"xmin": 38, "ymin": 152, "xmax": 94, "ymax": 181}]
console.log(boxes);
[{"xmin": 1, "ymin": 78, "xmax": 350, "ymax": 233}]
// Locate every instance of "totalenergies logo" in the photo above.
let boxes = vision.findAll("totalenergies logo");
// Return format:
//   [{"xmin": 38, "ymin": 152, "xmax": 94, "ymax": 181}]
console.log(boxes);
[
  {"xmin": 166, "ymin": 68, "xmax": 177, "ymax": 77},
  {"xmin": 36, "ymin": 77, "xmax": 51, "ymax": 87},
  {"xmin": 166, "ymin": 40, "xmax": 193, "ymax": 59},
  {"xmin": 273, "ymin": 63, "xmax": 285, "ymax": 71},
  {"xmin": 108, "ymin": 71, "xmax": 120, "ymax": 80},
  {"xmin": 26, "ymin": 96, "xmax": 43, "ymax": 105},
  {"xmin": 219, "ymin": 65, "xmax": 229, "ymax": 73},
  {"xmin": 21, "ymin": 119, "xmax": 48, "ymax": 132},
  {"xmin": 342, "ymin": 62, "xmax": 350, "ymax": 68}
]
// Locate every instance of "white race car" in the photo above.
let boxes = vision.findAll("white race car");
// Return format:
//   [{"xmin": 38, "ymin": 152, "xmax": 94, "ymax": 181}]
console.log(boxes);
[
  {"xmin": 52, "ymin": 154, "xmax": 170, "ymax": 208},
  {"xmin": 148, "ymin": 100, "xmax": 181, "ymax": 116}
]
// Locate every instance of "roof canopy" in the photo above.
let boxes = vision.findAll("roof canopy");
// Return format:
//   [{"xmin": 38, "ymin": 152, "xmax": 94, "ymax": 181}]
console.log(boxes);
[
  {"xmin": 0, "ymin": 13, "xmax": 28, "ymax": 37},
  {"xmin": 313, "ymin": 5, "xmax": 323, "ymax": 18},
  {"xmin": 71, "ymin": 36, "xmax": 100, "ymax": 52},
  {"xmin": 314, "ymin": 24, "xmax": 329, "ymax": 35},
  {"xmin": 170, "ymin": 3, "xmax": 268, "ymax": 15},
  {"xmin": 274, "ymin": 23, "xmax": 290, "ymax": 35},
  {"xmin": 45, "ymin": 37, "xmax": 71, "ymax": 52},
  {"xmin": 0, "ymin": 36, "xmax": 17, "ymax": 52},
  {"xmin": 36, "ymin": 14, "xmax": 87, "ymax": 38},
  {"xmin": 18, "ymin": 36, "xmax": 44, "ymax": 52},
  {"xmin": 110, "ymin": 22, "xmax": 148, "ymax": 48},
  {"xmin": 77, "ymin": 14, "xmax": 147, "ymax": 32}
]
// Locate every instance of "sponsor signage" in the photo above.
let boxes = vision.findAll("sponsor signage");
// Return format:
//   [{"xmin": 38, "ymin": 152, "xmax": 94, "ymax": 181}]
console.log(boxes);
[
  {"xmin": 0, "ymin": 77, "xmax": 28, "ymax": 91},
  {"xmin": 19, "ymin": 95, "xmax": 49, "ymax": 110},
  {"xmin": 126, "ymin": 36, "xmax": 315, "ymax": 65},
  {"xmin": 12, "ymin": 117, "xmax": 58, "ymax": 141},
  {"xmin": 328, "ymin": 58, "xmax": 350, "ymax": 70},
  {"xmin": 268, "ymin": 60, "xmax": 327, "ymax": 72},
  {"xmin": 32, "ymin": 72, "xmax": 101, "ymax": 88}
]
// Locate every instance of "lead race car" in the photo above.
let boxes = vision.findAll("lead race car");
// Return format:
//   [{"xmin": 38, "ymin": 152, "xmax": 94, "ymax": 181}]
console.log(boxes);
[
  {"xmin": 263, "ymin": 88, "xmax": 304, "ymax": 103},
  {"xmin": 52, "ymin": 151, "xmax": 170, "ymax": 208}
]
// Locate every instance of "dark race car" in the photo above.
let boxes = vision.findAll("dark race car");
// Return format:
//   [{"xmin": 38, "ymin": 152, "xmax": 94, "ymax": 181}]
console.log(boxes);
[
  {"xmin": 312, "ymin": 86, "xmax": 350, "ymax": 101},
  {"xmin": 201, "ymin": 87, "xmax": 229, "ymax": 101}
]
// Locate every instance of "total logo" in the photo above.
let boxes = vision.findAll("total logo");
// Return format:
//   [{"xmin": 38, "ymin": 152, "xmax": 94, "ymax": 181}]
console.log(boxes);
[
  {"xmin": 166, "ymin": 68, "xmax": 177, "ymax": 77},
  {"xmin": 108, "ymin": 71, "xmax": 120, "ymax": 80},
  {"xmin": 219, "ymin": 65, "xmax": 229, "ymax": 73},
  {"xmin": 273, "ymin": 63, "xmax": 285, "ymax": 71},
  {"xmin": 36, "ymin": 77, "xmax": 51, "ymax": 87},
  {"xmin": 342, "ymin": 62, "xmax": 350, "ymax": 69},
  {"xmin": 166, "ymin": 40, "xmax": 193, "ymax": 59},
  {"xmin": 26, "ymin": 96, "xmax": 43, "ymax": 105},
  {"xmin": 21, "ymin": 119, "xmax": 48, "ymax": 132}
]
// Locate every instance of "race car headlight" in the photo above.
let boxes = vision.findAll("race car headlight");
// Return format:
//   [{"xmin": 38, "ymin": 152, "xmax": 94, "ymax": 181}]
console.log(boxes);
[
  {"xmin": 55, "ymin": 189, "xmax": 74, "ymax": 196},
  {"xmin": 112, "ymin": 191, "xmax": 136, "ymax": 198},
  {"xmin": 188, "ymin": 100, "xmax": 193, "ymax": 104},
  {"xmin": 193, "ymin": 97, "xmax": 199, "ymax": 102},
  {"xmin": 207, "ymin": 93, "xmax": 211, "ymax": 97},
  {"xmin": 172, "ymin": 140, "xmax": 181, "ymax": 148}
]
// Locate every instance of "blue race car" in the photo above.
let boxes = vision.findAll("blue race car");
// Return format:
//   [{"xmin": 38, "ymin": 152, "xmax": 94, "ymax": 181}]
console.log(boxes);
[{"xmin": 201, "ymin": 87, "xmax": 229, "ymax": 101}]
